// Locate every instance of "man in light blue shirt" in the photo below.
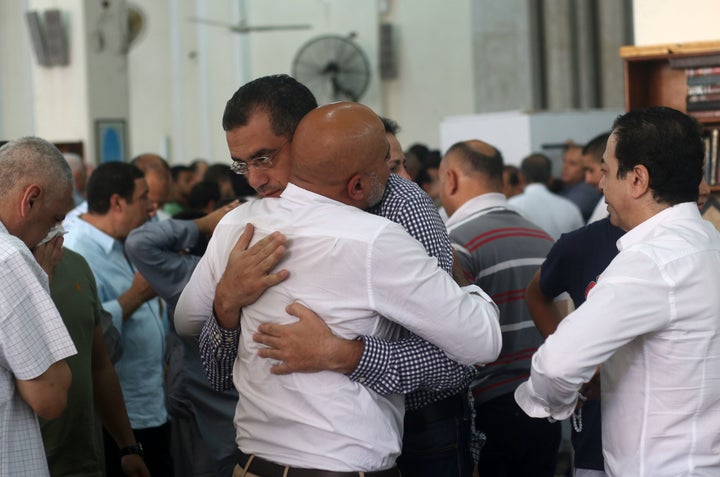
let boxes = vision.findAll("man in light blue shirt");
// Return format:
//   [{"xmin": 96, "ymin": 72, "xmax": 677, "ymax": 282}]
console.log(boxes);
[{"xmin": 64, "ymin": 162, "xmax": 171, "ymax": 477}]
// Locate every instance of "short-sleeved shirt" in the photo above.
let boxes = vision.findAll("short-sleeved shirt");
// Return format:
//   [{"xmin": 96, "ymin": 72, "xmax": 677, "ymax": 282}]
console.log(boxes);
[
  {"xmin": 42, "ymin": 248, "xmax": 104, "ymax": 476},
  {"xmin": 0, "ymin": 222, "xmax": 77, "ymax": 476}
]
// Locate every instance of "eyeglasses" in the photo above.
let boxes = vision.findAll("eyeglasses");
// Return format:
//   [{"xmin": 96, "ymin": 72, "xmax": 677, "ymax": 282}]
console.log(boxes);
[{"xmin": 230, "ymin": 155, "xmax": 274, "ymax": 175}]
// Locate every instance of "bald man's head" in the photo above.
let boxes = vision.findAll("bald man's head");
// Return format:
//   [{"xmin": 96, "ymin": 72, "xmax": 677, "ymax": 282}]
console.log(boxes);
[
  {"xmin": 439, "ymin": 139, "xmax": 504, "ymax": 216},
  {"xmin": 291, "ymin": 102, "xmax": 390, "ymax": 208}
]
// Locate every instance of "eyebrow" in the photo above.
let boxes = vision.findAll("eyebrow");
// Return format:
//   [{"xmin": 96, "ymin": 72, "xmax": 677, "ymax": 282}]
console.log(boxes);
[{"xmin": 231, "ymin": 147, "xmax": 278, "ymax": 163}]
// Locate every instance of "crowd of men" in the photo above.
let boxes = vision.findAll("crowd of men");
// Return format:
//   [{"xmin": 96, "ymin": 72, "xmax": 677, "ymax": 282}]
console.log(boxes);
[{"xmin": 1, "ymin": 73, "xmax": 719, "ymax": 477}]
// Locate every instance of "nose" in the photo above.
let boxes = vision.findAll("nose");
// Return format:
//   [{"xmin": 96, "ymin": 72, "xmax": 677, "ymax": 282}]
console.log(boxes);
[
  {"xmin": 245, "ymin": 168, "xmax": 267, "ymax": 193},
  {"xmin": 598, "ymin": 174, "xmax": 605, "ymax": 193}
]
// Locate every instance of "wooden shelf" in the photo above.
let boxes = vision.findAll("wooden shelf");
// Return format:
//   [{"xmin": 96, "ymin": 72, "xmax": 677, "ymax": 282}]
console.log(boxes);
[
  {"xmin": 621, "ymin": 41, "xmax": 720, "ymax": 193},
  {"xmin": 621, "ymin": 41, "xmax": 720, "ymax": 114}
]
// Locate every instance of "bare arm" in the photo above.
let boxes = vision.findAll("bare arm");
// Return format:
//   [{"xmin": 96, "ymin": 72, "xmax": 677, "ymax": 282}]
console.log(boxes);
[
  {"xmin": 16, "ymin": 360, "xmax": 72, "ymax": 420},
  {"xmin": 90, "ymin": 324, "xmax": 150, "ymax": 477},
  {"xmin": 116, "ymin": 272, "xmax": 157, "ymax": 321},
  {"xmin": 525, "ymin": 268, "xmax": 563, "ymax": 338}
]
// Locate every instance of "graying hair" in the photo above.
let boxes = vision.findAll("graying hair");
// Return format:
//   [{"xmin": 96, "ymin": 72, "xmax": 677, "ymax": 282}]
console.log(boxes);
[{"xmin": 0, "ymin": 137, "xmax": 73, "ymax": 199}]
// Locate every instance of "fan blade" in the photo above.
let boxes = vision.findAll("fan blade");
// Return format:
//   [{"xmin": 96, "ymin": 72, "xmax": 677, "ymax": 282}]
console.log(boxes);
[
  {"xmin": 230, "ymin": 24, "xmax": 312, "ymax": 33},
  {"xmin": 188, "ymin": 17, "xmax": 238, "ymax": 29},
  {"xmin": 189, "ymin": 17, "xmax": 310, "ymax": 34}
]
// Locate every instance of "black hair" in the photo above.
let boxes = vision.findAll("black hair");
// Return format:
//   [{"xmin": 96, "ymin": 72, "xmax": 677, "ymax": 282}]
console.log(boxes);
[
  {"xmin": 170, "ymin": 165, "xmax": 193, "ymax": 182},
  {"xmin": 520, "ymin": 153, "xmax": 552, "ymax": 184},
  {"xmin": 186, "ymin": 180, "xmax": 221, "ymax": 210},
  {"xmin": 582, "ymin": 132, "xmax": 611, "ymax": 164},
  {"xmin": 86, "ymin": 162, "xmax": 144, "ymax": 214},
  {"xmin": 222, "ymin": 74, "xmax": 318, "ymax": 139},
  {"xmin": 612, "ymin": 107, "xmax": 703, "ymax": 205},
  {"xmin": 504, "ymin": 165, "xmax": 520, "ymax": 186},
  {"xmin": 380, "ymin": 116, "xmax": 400, "ymax": 135}
]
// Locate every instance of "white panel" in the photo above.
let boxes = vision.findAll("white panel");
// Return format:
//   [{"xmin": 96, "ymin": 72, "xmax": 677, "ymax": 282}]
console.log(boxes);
[
  {"xmin": 440, "ymin": 111, "xmax": 532, "ymax": 165},
  {"xmin": 440, "ymin": 109, "xmax": 622, "ymax": 168},
  {"xmin": 634, "ymin": 0, "xmax": 720, "ymax": 46}
]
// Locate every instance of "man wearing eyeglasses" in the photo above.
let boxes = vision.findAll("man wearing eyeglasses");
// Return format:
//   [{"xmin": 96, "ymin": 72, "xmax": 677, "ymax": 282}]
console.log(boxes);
[{"xmin": 174, "ymin": 75, "xmax": 487, "ymax": 477}]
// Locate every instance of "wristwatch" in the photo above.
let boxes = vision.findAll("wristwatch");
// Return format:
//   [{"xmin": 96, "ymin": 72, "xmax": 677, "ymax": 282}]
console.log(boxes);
[{"xmin": 118, "ymin": 443, "xmax": 144, "ymax": 458}]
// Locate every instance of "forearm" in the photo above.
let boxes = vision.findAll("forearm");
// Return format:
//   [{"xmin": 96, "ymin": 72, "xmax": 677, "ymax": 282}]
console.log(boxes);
[
  {"xmin": 116, "ymin": 291, "xmax": 144, "ymax": 320},
  {"xmin": 93, "ymin": 364, "xmax": 136, "ymax": 446},
  {"xmin": 199, "ymin": 314, "xmax": 239, "ymax": 391},
  {"xmin": 348, "ymin": 334, "xmax": 477, "ymax": 395},
  {"xmin": 525, "ymin": 273, "xmax": 563, "ymax": 338}
]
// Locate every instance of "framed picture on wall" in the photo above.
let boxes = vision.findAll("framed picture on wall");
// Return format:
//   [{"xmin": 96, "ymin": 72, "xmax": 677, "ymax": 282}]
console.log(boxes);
[{"xmin": 95, "ymin": 119, "xmax": 126, "ymax": 163}]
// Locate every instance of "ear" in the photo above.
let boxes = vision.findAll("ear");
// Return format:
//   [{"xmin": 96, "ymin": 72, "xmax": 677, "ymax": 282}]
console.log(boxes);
[
  {"xmin": 629, "ymin": 164, "xmax": 651, "ymax": 199},
  {"xmin": 109, "ymin": 193, "xmax": 124, "ymax": 212},
  {"xmin": 347, "ymin": 174, "xmax": 365, "ymax": 203},
  {"xmin": 445, "ymin": 167, "xmax": 459, "ymax": 197},
  {"xmin": 19, "ymin": 184, "xmax": 42, "ymax": 218}
]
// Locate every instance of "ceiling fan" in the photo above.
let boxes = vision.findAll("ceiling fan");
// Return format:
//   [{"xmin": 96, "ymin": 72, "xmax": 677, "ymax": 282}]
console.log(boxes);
[{"xmin": 188, "ymin": 17, "xmax": 311, "ymax": 34}]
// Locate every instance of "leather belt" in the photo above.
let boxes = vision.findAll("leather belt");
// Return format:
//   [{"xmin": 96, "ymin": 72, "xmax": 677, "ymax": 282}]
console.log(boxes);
[
  {"xmin": 237, "ymin": 452, "xmax": 400, "ymax": 477},
  {"xmin": 404, "ymin": 392, "xmax": 468, "ymax": 433}
]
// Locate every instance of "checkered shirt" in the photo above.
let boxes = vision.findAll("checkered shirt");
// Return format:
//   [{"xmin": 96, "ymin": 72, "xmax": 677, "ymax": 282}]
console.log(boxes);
[{"xmin": 0, "ymin": 223, "xmax": 77, "ymax": 476}]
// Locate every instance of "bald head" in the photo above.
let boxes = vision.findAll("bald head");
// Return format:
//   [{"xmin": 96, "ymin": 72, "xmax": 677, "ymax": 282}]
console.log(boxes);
[
  {"xmin": 439, "ymin": 140, "xmax": 504, "ymax": 217},
  {"xmin": 445, "ymin": 140, "xmax": 503, "ymax": 185},
  {"xmin": 291, "ymin": 102, "xmax": 389, "ymax": 208},
  {"xmin": 145, "ymin": 167, "xmax": 171, "ymax": 213},
  {"xmin": 131, "ymin": 153, "xmax": 169, "ymax": 173}
]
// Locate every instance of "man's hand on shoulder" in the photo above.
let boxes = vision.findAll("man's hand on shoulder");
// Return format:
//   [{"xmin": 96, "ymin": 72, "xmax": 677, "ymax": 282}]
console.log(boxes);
[
  {"xmin": 253, "ymin": 302, "xmax": 363, "ymax": 375},
  {"xmin": 213, "ymin": 223, "xmax": 289, "ymax": 329}
]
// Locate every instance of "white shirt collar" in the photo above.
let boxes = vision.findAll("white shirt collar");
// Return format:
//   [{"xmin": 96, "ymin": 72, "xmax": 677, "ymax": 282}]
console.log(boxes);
[
  {"xmin": 618, "ymin": 202, "xmax": 700, "ymax": 252},
  {"xmin": 445, "ymin": 193, "xmax": 510, "ymax": 229}
]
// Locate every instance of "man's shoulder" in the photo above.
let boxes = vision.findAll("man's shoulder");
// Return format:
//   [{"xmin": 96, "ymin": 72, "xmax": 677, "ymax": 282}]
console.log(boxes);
[
  {"xmin": 57, "ymin": 247, "xmax": 93, "ymax": 273},
  {"xmin": 0, "ymin": 234, "xmax": 44, "ymax": 284},
  {"xmin": 0, "ymin": 231, "xmax": 28, "ymax": 261},
  {"xmin": 384, "ymin": 174, "xmax": 427, "ymax": 200},
  {"xmin": 378, "ymin": 174, "xmax": 440, "ymax": 219}
]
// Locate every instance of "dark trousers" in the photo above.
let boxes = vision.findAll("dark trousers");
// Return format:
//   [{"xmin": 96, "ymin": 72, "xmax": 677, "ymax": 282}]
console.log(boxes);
[
  {"xmin": 397, "ymin": 395, "xmax": 473, "ymax": 477},
  {"xmin": 475, "ymin": 392, "xmax": 561, "ymax": 477},
  {"xmin": 104, "ymin": 422, "xmax": 174, "ymax": 477}
]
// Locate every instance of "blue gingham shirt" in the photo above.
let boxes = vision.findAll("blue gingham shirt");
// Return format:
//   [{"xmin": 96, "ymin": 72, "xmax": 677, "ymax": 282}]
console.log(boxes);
[{"xmin": 199, "ymin": 174, "xmax": 476, "ymax": 410}]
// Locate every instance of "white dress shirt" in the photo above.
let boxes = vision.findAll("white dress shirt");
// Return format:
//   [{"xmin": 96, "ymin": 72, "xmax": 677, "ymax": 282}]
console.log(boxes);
[
  {"xmin": 515, "ymin": 202, "xmax": 720, "ymax": 476},
  {"xmin": 175, "ymin": 183, "xmax": 501, "ymax": 471},
  {"xmin": 509, "ymin": 183, "xmax": 584, "ymax": 239}
]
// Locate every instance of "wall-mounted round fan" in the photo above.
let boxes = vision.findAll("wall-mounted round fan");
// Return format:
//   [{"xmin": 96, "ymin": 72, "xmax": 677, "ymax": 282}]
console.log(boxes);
[{"xmin": 292, "ymin": 34, "xmax": 371, "ymax": 104}]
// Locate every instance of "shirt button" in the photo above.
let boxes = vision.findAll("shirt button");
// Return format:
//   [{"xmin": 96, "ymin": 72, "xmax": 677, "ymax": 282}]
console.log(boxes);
[
  {"xmin": 214, "ymin": 333, "xmax": 221, "ymax": 340},
  {"xmin": 358, "ymin": 377, "xmax": 366, "ymax": 383}
]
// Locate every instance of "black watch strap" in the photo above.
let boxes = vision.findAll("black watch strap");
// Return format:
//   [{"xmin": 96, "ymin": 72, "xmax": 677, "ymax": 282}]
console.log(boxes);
[{"xmin": 119, "ymin": 443, "xmax": 144, "ymax": 458}]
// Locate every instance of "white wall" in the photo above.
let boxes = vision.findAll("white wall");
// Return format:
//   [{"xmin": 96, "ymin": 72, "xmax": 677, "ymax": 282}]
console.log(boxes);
[
  {"xmin": 634, "ymin": 0, "xmax": 720, "ymax": 45},
  {"xmin": 440, "ymin": 109, "xmax": 621, "ymax": 166},
  {"xmin": 127, "ymin": 0, "xmax": 381, "ymax": 164},
  {"xmin": 0, "ymin": 0, "xmax": 35, "ymax": 140},
  {"xmin": 382, "ymin": 0, "xmax": 475, "ymax": 149},
  {"xmin": 5, "ymin": 1, "xmax": 720, "ymax": 159}
]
